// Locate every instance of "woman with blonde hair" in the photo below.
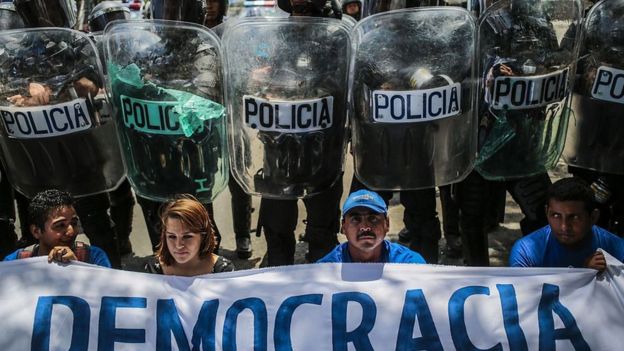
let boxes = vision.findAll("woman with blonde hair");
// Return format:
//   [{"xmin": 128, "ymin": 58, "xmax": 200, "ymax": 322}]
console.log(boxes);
[{"xmin": 145, "ymin": 195, "xmax": 234, "ymax": 276}]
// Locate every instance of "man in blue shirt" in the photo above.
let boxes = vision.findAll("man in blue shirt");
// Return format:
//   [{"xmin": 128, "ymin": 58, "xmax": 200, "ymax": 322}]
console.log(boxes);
[
  {"xmin": 318, "ymin": 190, "xmax": 426, "ymax": 263},
  {"xmin": 509, "ymin": 177, "xmax": 624, "ymax": 271},
  {"xmin": 3, "ymin": 189, "xmax": 111, "ymax": 267}
]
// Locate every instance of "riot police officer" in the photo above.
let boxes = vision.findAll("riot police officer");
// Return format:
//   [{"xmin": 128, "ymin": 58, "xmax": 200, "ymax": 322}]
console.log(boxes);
[
  {"xmin": 250, "ymin": 0, "xmax": 342, "ymax": 266},
  {"xmin": 137, "ymin": 0, "xmax": 253, "ymax": 258},
  {"xmin": 2, "ymin": 0, "xmax": 125, "ymax": 267},
  {"xmin": 456, "ymin": 0, "xmax": 581, "ymax": 265},
  {"xmin": 0, "ymin": 2, "xmax": 24, "ymax": 259}
]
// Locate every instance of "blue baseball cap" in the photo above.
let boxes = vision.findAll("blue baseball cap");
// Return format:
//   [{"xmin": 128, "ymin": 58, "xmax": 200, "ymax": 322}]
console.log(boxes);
[{"xmin": 342, "ymin": 189, "xmax": 387, "ymax": 217}]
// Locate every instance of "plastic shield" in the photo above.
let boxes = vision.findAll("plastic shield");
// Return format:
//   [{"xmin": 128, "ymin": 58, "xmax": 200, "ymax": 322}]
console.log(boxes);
[
  {"xmin": 105, "ymin": 20, "xmax": 228, "ymax": 202},
  {"xmin": 223, "ymin": 18, "xmax": 350, "ymax": 199},
  {"xmin": 0, "ymin": 28, "xmax": 124, "ymax": 198},
  {"xmin": 563, "ymin": 0, "xmax": 624, "ymax": 175},
  {"xmin": 475, "ymin": 0, "xmax": 582, "ymax": 180},
  {"xmin": 351, "ymin": 8, "xmax": 476, "ymax": 190}
]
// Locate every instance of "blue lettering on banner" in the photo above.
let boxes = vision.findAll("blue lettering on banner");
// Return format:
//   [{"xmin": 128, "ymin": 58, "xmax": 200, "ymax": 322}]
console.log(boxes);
[
  {"xmin": 98, "ymin": 297, "xmax": 147, "ymax": 349},
  {"xmin": 0, "ymin": 99, "xmax": 92, "ymax": 139},
  {"xmin": 491, "ymin": 68, "xmax": 569, "ymax": 110},
  {"xmin": 32, "ymin": 296, "xmax": 90, "ymax": 351},
  {"xmin": 538, "ymin": 284, "xmax": 590, "ymax": 351},
  {"xmin": 157, "ymin": 299, "xmax": 191, "ymax": 351},
  {"xmin": 497, "ymin": 284, "xmax": 528, "ymax": 351},
  {"xmin": 120, "ymin": 95, "xmax": 188, "ymax": 135},
  {"xmin": 332, "ymin": 292, "xmax": 376, "ymax": 351},
  {"xmin": 372, "ymin": 83, "xmax": 461, "ymax": 123},
  {"xmin": 243, "ymin": 95, "xmax": 333, "ymax": 133},
  {"xmin": 591, "ymin": 66, "xmax": 624, "ymax": 104},
  {"xmin": 191, "ymin": 300, "xmax": 220, "ymax": 351},
  {"xmin": 223, "ymin": 297, "xmax": 268, "ymax": 351},
  {"xmin": 29, "ymin": 283, "xmax": 588, "ymax": 349},
  {"xmin": 274, "ymin": 294, "xmax": 323, "ymax": 351},
  {"xmin": 396, "ymin": 289, "xmax": 443, "ymax": 351},
  {"xmin": 449, "ymin": 286, "xmax": 503, "ymax": 351}
]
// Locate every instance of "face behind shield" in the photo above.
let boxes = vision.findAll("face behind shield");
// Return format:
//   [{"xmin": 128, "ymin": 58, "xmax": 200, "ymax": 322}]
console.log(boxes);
[
  {"xmin": 0, "ymin": 3, "xmax": 25, "ymax": 30},
  {"xmin": 13, "ymin": 0, "xmax": 77, "ymax": 28},
  {"xmin": 151, "ymin": 0, "xmax": 206, "ymax": 24},
  {"xmin": 88, "ymin": 1, "xmax": 131, "ymax": 32}
]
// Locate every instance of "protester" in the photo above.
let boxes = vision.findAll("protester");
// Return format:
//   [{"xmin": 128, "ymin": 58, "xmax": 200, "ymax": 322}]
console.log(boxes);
[
  {"xmin": 3, "ymin": 189, "xmax": 111, "ymax": 267},
  {"xmin": 509, "ymin": 177, "xmax": 624, "ymax": 271},
  {"xmin": 145, "ymin": 195, "xmax": 235, "ymax": 276},
  {"xmin": 318, "ymin": 190, "xmax": 426, "ymax": 263}
]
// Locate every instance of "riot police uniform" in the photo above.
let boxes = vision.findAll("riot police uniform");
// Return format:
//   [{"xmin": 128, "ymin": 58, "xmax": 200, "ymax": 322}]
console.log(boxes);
[
  {"xmin": 0, "ymin": 0, "xmax": 125, "ymax": 267},
  {"xmin": 250, "ymin": 0, "xmax": 343, "ymax": 266},
  {"xmin": 126, "ymin": 0, "xmax": 253, "ymax": 257},
  {"xmin": 0, "ymin": 3, "xmax": 24, "ymax": 259},
  {"xmin": 457, "ymin": 0, "xmax": 581, "ymax": 265}
]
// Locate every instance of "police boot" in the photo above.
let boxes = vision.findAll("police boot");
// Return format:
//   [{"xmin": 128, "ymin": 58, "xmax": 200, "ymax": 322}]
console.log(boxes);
[
  {"xmin": 508, "ymin": 173, "xmax": 550, "ymax": 235},
  {"xmin": 230, "ymin": 177, "xmax": 253, "ymax": 259},
  {"xmin": 264, "ymin": 228, "xmax": 296, "ymax": 266},
  {"xmin": 457, "ymin": 172, "xmax": 490, "ymax": 266},
  {"xmin": 136, "ymin": 196, "xmax": 163, "ymax": 252},
  {"xmin": 407, "ymin": 219, "xmax": 441, "ymax": 264},
  {"xmin": 258, "ymin": 198, "xmax": 298, "ymax": 266},
  {"xmin": 305, "ymin": 226, "xmax": 339, "ymax": 262},
  {"xmin": 439, "ymin": 185, "xmax": 463, "ymax": 259},
  {"xmin": 74, "ymin": 194, "xmax": 122, "ymax": 268},
  {"xmin": 109, "ymin": 180, "xmax": 135, "ymax": 256},
  {"xmin": 15, "ymin": 192, "xmax": 35, "ymax": 248}
]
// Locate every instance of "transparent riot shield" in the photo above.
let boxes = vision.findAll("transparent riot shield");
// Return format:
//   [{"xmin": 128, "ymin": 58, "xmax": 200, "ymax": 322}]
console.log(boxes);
[
  {"xmin": 475, "ymin": 0, "xmax": 582, "ymax": 180},
  {"xmin": 351, "ymin": 8, "xmax": 476, "ymax": 190},
  {"xmin": 223, "ymin": 17, "xmax": 350, "ymax": 199},
  {"xmin": 105, "ymin": 20, "xmax": 228, "ymax": 202},
  {"xmin": 0, "ymin": 28, "xmax": 124, "ymax": 198},
  {"xmin": 563, "ymin": 0, "xmax": 624, "ymax": 175}
]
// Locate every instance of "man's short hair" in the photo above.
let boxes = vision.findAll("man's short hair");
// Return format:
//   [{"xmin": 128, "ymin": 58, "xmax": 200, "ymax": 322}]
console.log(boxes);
[
  {"xmin": 28, "ymin": 189, "xmax": 74, "ymax": 230},
  {"xmin": 548, "ymin": 177, "xmax": 596, "ymax": 213}
]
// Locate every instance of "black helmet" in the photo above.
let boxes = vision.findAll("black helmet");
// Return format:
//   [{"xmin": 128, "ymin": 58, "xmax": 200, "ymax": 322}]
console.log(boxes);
[
  {"xmin": 0, "ymin": 3, "xmax": 25, "ymax": 30},
  {"xmin": 13, "ymin": 0, "xmax": 77, "ymax": 28},
  {"xmin": 151, "ymin": 0, "xmax": 206, "ymax": 24},
  {"xmin": 88, "ymin": 1, "xmax": 130, "ymax": 32},
  {"xmin": 341, "ymin": 0, "xmax": 361, "ymax": 20},
  {"xmin": 204, "ymin": 0, "xmax": 228, "ymax": 27},
  {"xmin": 278, "ymin": 0, "xmax": 340, "ymax": 17}
]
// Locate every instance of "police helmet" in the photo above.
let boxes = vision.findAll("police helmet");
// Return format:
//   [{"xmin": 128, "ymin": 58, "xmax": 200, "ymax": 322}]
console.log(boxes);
[
  {"xmin": 277, "ymin": 0, "xmax": 334, "ymax": 16},
  {"xmin": 88, "ymin": 1, "xmax": 130, "ymax": 32},
  {"xmin": 203, "ymin": 0, "xmax": 228, "ymax": 26},
  {"xmin": 13, "ymin": 0, "xmax": 77, "ymax": 28},
  {"xmin": 151, "ymin": 0, "xmax": 206, "ymax": 24},
  {"xmin": 0, "ymin": 2, "xmax": 24, "ymax": 30}
]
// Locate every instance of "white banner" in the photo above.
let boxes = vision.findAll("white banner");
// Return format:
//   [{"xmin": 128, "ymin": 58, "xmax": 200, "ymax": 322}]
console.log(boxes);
[{"xmin": 1, "ymin": 253, "xmax": 623, "ymax": 350}]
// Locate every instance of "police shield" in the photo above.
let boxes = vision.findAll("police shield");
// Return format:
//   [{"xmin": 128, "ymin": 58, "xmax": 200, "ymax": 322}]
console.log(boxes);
[
  {"xmin": 476, "ymin": 0, "xmax": 582, "ymax": 180},
  {"xmin": 563, "ymin": 0, "xmax": 624, "ymax": 175},
  {"xmin": 105, "ymin": 20, "xmax": 228, "ymax": 202},
  {"xmin": 351, "ymin": 8, "xmax": 476, "ymax": 190},
  {"xmin": 0, "ymin": 28, "xmax": 124, "ymax": 198},
  {"xmin": 223, "ymin": 18, "xmax": 350, "ymax": 198}
]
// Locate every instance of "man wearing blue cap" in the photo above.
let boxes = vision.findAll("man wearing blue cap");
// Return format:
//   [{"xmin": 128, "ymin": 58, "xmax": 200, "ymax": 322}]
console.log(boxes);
[{"xmin": 317, "ymin": 190, "xmax": 427, "ymax": 263}]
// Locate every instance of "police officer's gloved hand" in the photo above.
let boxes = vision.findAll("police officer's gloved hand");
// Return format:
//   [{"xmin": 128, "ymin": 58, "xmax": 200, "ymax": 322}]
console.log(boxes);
[{"xmin": 324, "ymin": 0, "xmax": 342, "ymax": 19}]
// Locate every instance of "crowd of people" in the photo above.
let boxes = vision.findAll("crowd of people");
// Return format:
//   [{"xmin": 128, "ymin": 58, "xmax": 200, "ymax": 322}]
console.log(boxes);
[
  {"xmin": 3, "ymin": 176, "xmax": 624, "ymax": 279},
  {"xmin": 0, "ymin": 0, "xmax": 623, "ymax": 282}
]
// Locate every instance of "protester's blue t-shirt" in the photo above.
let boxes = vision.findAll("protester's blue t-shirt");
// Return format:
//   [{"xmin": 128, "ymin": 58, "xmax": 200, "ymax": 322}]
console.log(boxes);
[
  {"xmin": 3, "ymin": 246, "xmax": 112, "ymax": 268},
  {"xmin": 509, "ymin": 225, "xmax": 624, "ymax": 268},
  {"xmin": 317, "ymin": 240, "xmax": 426, "ymax": 263}
]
